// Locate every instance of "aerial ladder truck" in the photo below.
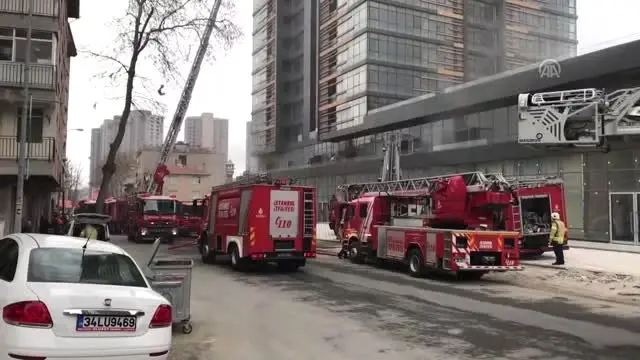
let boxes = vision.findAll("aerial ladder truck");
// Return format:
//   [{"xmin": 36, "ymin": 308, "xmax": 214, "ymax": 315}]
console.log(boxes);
[
  {"xmin": 329, "ymin": 133, "xmax": 523, "ymax": 278},
  {"xmin": 122, "ymin": 0, "xmax": 223, "ymax": 245},
  {"xmin": 145, "ymin": 0, "xmax": 224, "ymax": 195}
]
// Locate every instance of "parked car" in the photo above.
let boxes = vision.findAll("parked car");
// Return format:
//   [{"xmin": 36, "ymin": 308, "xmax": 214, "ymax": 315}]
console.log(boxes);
[
  {"xmin": 0, "ymin": 233, "xmax": 173, "ymax": 359},
  {"xmin": 67, "ymin": 213, "xmax": 112, "ymax": 241}
]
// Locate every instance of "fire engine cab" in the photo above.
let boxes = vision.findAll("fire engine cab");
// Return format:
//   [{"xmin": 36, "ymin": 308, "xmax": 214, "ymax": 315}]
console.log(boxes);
[
  {"xmin": 195, "ymin": 174, "xmax": 317, "ymax": 272},
  {"xmin": 126, "ymin": 193, "xmax": 180, "ymax": 243}
]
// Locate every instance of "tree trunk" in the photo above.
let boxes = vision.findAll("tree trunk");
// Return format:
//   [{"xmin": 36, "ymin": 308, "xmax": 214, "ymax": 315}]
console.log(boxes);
[{"xmin": 95, "ymin": 56, "xmax": 140, "ymax": 213}]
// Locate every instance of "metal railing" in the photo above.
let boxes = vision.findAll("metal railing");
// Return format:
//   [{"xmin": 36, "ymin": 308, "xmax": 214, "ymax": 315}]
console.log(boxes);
[
  {"xmin": 0, "ymin": 136, "xmax": 56, "ymax": 161},
  {"xmin": 0, "ymin": 0, "xmax": 59, "ymax": 17},
  {"xmin": 0, "ymin": 62, "xmax": 55, "ymax": 89}
]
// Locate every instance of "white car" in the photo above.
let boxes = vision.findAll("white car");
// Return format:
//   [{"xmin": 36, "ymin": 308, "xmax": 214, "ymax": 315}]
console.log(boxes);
[{"xmin": 0, "ymin": 233, "xmax": 172, "ymax": 360}]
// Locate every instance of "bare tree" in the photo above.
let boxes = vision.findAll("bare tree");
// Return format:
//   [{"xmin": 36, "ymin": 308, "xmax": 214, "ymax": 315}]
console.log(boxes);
[
  {"xmin": 107, "ymin": 154, "xmax": 138, "ymax": 198},
  {"xmin": 87, "ymin": 0, "xmax": 241, "ymax": 212},
  {"xmin": 64, "ymin": 161, "xmax": 83, "ymax": 204}
]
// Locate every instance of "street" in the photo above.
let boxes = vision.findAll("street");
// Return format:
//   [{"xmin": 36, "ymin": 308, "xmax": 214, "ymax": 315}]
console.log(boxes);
[{"xmin": 118, "ymin": 236, "xmax": 640, "ymax": 360}]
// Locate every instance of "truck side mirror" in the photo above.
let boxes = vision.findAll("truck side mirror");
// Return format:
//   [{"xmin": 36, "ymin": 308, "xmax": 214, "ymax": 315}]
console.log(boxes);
[{"xmin": 193, "ymin": 200, "xmax": 198, "ymax": 208}]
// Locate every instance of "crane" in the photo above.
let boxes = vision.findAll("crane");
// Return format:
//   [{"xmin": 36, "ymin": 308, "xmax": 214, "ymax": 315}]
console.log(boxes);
[
  {"xmin": 146, "ymin": 0, "xmax": 223, "ymax": 194},
  {"xmin": 517, "ymin": 87, "xmax": 640, "ymax": 150}
]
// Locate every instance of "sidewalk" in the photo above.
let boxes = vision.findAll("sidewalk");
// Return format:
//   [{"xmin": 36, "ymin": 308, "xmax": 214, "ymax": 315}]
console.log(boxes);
[{"xmin": 521, "ymin": 247, "xmax": 640, "ymax": 277}]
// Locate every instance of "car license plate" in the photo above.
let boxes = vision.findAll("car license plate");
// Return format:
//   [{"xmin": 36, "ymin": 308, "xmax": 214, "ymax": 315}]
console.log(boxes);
[
  {"xmin": 76, "ymin": 315, "xmax": 137, "ymax": 332},
  {"xmin": 277, "ymin": 252, "xmax": 292, "ymax": 257}
]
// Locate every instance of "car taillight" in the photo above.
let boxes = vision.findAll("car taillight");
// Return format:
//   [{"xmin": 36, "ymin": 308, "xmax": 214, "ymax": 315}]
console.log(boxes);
[
  {"xmin": 149, "ymin": 305, "xmax": 172, "ymax": 328},
  {"xmin": 3, "ymin": 301, "xmax": 53, "ymax": 328}
]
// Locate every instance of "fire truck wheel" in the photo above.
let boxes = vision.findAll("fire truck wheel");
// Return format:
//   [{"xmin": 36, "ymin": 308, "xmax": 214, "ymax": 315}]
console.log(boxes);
[
  {"xmin": 229, "ymin": 245, "xmax": 246, "ymax": 271},
  {"xmin": 407, "ymin": 248, "xmax": 425, "ymax": 278},
  {"xmin": 349, "ymin": 239, "xmax": 365, "ymax": 264},
  {"xmin": 200, "ymin": 242, "xmax": 216, "ymax": 264}
]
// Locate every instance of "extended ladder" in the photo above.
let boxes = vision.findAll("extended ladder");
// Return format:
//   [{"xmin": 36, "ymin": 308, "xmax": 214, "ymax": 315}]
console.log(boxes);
[
  {"xmin": 302, "ymin": 189, "xmax": 315, "ymax": 251},
  {"xmin": 486, "ymin": 174, "xmax": 563, "ymax": 188},
  {"xmin": 210, "ymin": 173, "xmax": 292, "ymax": 192},
  {"xmin": 336, "ymin": 171, "xmax": 510, "ymax": 202},
  {"xmin": 146, "ymin": 0, "xmax": 224, "ymax": 194},
  {"xmin": 518, "ymin": 87, "xmax": 640, "ymax": 147}
]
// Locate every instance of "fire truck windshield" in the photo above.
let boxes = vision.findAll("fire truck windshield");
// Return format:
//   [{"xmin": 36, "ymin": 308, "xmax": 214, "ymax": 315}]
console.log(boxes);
[{"xmin": 142, "ymin": 199, "xmax": 177, "ymax": 215}]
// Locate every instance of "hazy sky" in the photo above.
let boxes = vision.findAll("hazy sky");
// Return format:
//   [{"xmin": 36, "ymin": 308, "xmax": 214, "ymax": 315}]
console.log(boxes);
[{"xmin": 66, "ymin": 0, "xmax": 640, "ymax": 186}]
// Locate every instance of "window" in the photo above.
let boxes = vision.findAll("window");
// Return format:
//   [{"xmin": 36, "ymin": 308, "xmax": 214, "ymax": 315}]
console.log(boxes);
[
  {"xmin": 142, "ymin": 199, "xmax": 177, "ymax": 215},
  {"xmin": 16, "ymin": 108, "xmax": 44, "ymax": 143},
  {"xmin": 0, "ymin": 28, "xmax": 55, "ymax": 64},
  {"xmin": 27, "ymin": 248, "xmax": 147, "ymax": 288},
  {"xmin": 0, "ymin": 238, "xmax": 19, "ymax": 282},
  {"xmin": 359, "ymin": 202, "xmax": 368, "ymax": 218},
  {"xmin": 192, "ymin": 177, "xmax": 200, "ymax": 185}
]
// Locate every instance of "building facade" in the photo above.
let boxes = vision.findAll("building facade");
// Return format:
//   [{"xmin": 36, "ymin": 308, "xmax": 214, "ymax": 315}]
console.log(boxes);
[
  {"xmin": 184, "ymin": 112, "xmax": 229, "ymax": 158},
  {"xmin": 0, "ymin": 0, "xmax": 79, "ymax": 234},
  {"xmin": 135, "ymin": 142, "xmax": 226, "ymax": 200},
  {"xmin": 250, "ymin": 0, "xmax": 317, "ymax": 156}
]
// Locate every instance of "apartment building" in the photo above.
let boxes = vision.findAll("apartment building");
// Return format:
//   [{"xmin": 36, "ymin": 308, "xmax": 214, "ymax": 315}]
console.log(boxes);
[
  {"xmin": 251, "ymin": 0, "xmax": 577, "ymax": 221},
  {"xmin": 89, "ymin": 110, "xmax": 164, "ymax": 187},
  {"xmin": 245, "ymin": 120, "xmax": 258, "ymax": 173},
  {"xmin": 184, "ymin": 112, "xmax": 229, "ymax": 158},
  {"xmin": 0, "ymin": 0, "xmax": 79, "ymax": 234},
  {"xmin": 135, "ymin": 142, "xmax": 226, "ymax": 200}
]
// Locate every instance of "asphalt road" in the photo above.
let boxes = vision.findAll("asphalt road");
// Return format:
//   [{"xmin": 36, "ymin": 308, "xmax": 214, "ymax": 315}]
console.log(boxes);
[{"xmin": 116, "ymin": 236, "xmax": 640, "ymax": 360}]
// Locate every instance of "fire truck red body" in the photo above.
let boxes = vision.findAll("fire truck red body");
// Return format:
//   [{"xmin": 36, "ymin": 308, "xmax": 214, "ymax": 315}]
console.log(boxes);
[
  {"xmin": 330, "ymin": 172, "xmax": 523, "ymax": 278},
  {"xmin": 75, "ymin": 199, "xmax": 96, "ymax": 214},
  {"xmin": 196, "ymin": 175, "xmax": 317, "ymax": 271},
  {"xmin": 491, "ymin": 175, "xmax": 569, "ymax": 255},
  {"xmin": 178, "ymin": 199, "xmax": 204, "ymax": 236},
  {"xmin": 126, "ymin": 193, "xmax": 180, "ymax": 243}
]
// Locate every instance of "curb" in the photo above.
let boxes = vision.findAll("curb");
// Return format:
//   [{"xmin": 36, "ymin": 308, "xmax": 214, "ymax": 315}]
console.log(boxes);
[
  {"xmin": 316, "ymin": 248, "xmax": 339, "ymax": 256},
  {"xmin": 567, "ymin": 244, "xmax": 640, "ymax": 255},
  {"xmin": 520, "ymin": 260, "xmax": 636, "ymax": 278}
]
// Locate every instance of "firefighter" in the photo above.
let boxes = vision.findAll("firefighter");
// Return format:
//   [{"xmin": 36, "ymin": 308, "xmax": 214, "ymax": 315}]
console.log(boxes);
[
  {"xmin": 549, "ymin": 212, "xmax": 567, "ymax": 265},
  {"xmin": 80, "ymin": 223, "xmax": 99, "ymax": 240}
]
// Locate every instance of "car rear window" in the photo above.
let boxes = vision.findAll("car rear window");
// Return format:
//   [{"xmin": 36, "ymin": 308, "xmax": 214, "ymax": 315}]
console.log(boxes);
[{"xmin": 27, "ymin": 248, "xmax": 148, "ymax": 288}]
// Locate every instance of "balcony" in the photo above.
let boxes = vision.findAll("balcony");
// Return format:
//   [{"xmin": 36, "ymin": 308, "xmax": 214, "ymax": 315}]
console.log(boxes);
[
  {"xmin": 0, "ymin": 62, "xmax": 55, "ymax": 89},
  {"xmin": 0, "ymin": 136, "xmax": 59, "ymax": 178},
  {"xmin": 0, "ymin": 0, "xmax": 59, "ymax": 17}
]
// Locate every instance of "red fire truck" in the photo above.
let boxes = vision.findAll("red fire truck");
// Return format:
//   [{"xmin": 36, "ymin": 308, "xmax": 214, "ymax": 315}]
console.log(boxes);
[
  {"xmin": 195, "ymin": 174, "xmax": 317, "ymax": 272},
  {"xmin": 75, "ymin": 199, "xmax": 96, "ymax": 214},
  {"xmin": 488, "ymin": 174, "xmax": 569, "ymax": 256},
  {"xmin": 126, "ymin": 193, "xmax": 180, "ymax": 243},
  {"xmin": 178, "ymin": 199, "xmax": 204, "ymax": 236},
  {"xmin": 330, "ymin": 172, "xmax": 522, "ymax": 278}
]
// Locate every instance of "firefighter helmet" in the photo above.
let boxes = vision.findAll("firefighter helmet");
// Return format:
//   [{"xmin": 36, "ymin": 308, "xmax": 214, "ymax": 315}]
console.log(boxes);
[{"xmin": 551, "ymin": 212, "xmax": 560, "ymax": 220}]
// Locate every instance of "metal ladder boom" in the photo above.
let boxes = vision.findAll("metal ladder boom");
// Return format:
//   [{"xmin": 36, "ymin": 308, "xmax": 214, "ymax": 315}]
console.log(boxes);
[
  {"xmin": 336, "ymin": 171, "xmax": 506, "ymax": 202},
  {"xmin": 146, "ymin": 0, "xmax": 223, "ymax": 194},
  {"xmin": 487, "ymin": 174, "xmax": 564, "ymax": 188},
  {"xmin": 517, "ymin": 87, "xmax": 640, "ymax": 147}
]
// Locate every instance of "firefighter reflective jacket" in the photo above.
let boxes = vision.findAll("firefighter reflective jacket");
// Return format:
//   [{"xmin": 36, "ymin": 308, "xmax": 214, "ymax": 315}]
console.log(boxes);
[
  {"xmin": 550, "ymin": 220, "xmax": 567, "ymax": 244},
  {"xmin": 80, "ymin": 225, "xmax": 98, "ymax": 240}
]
